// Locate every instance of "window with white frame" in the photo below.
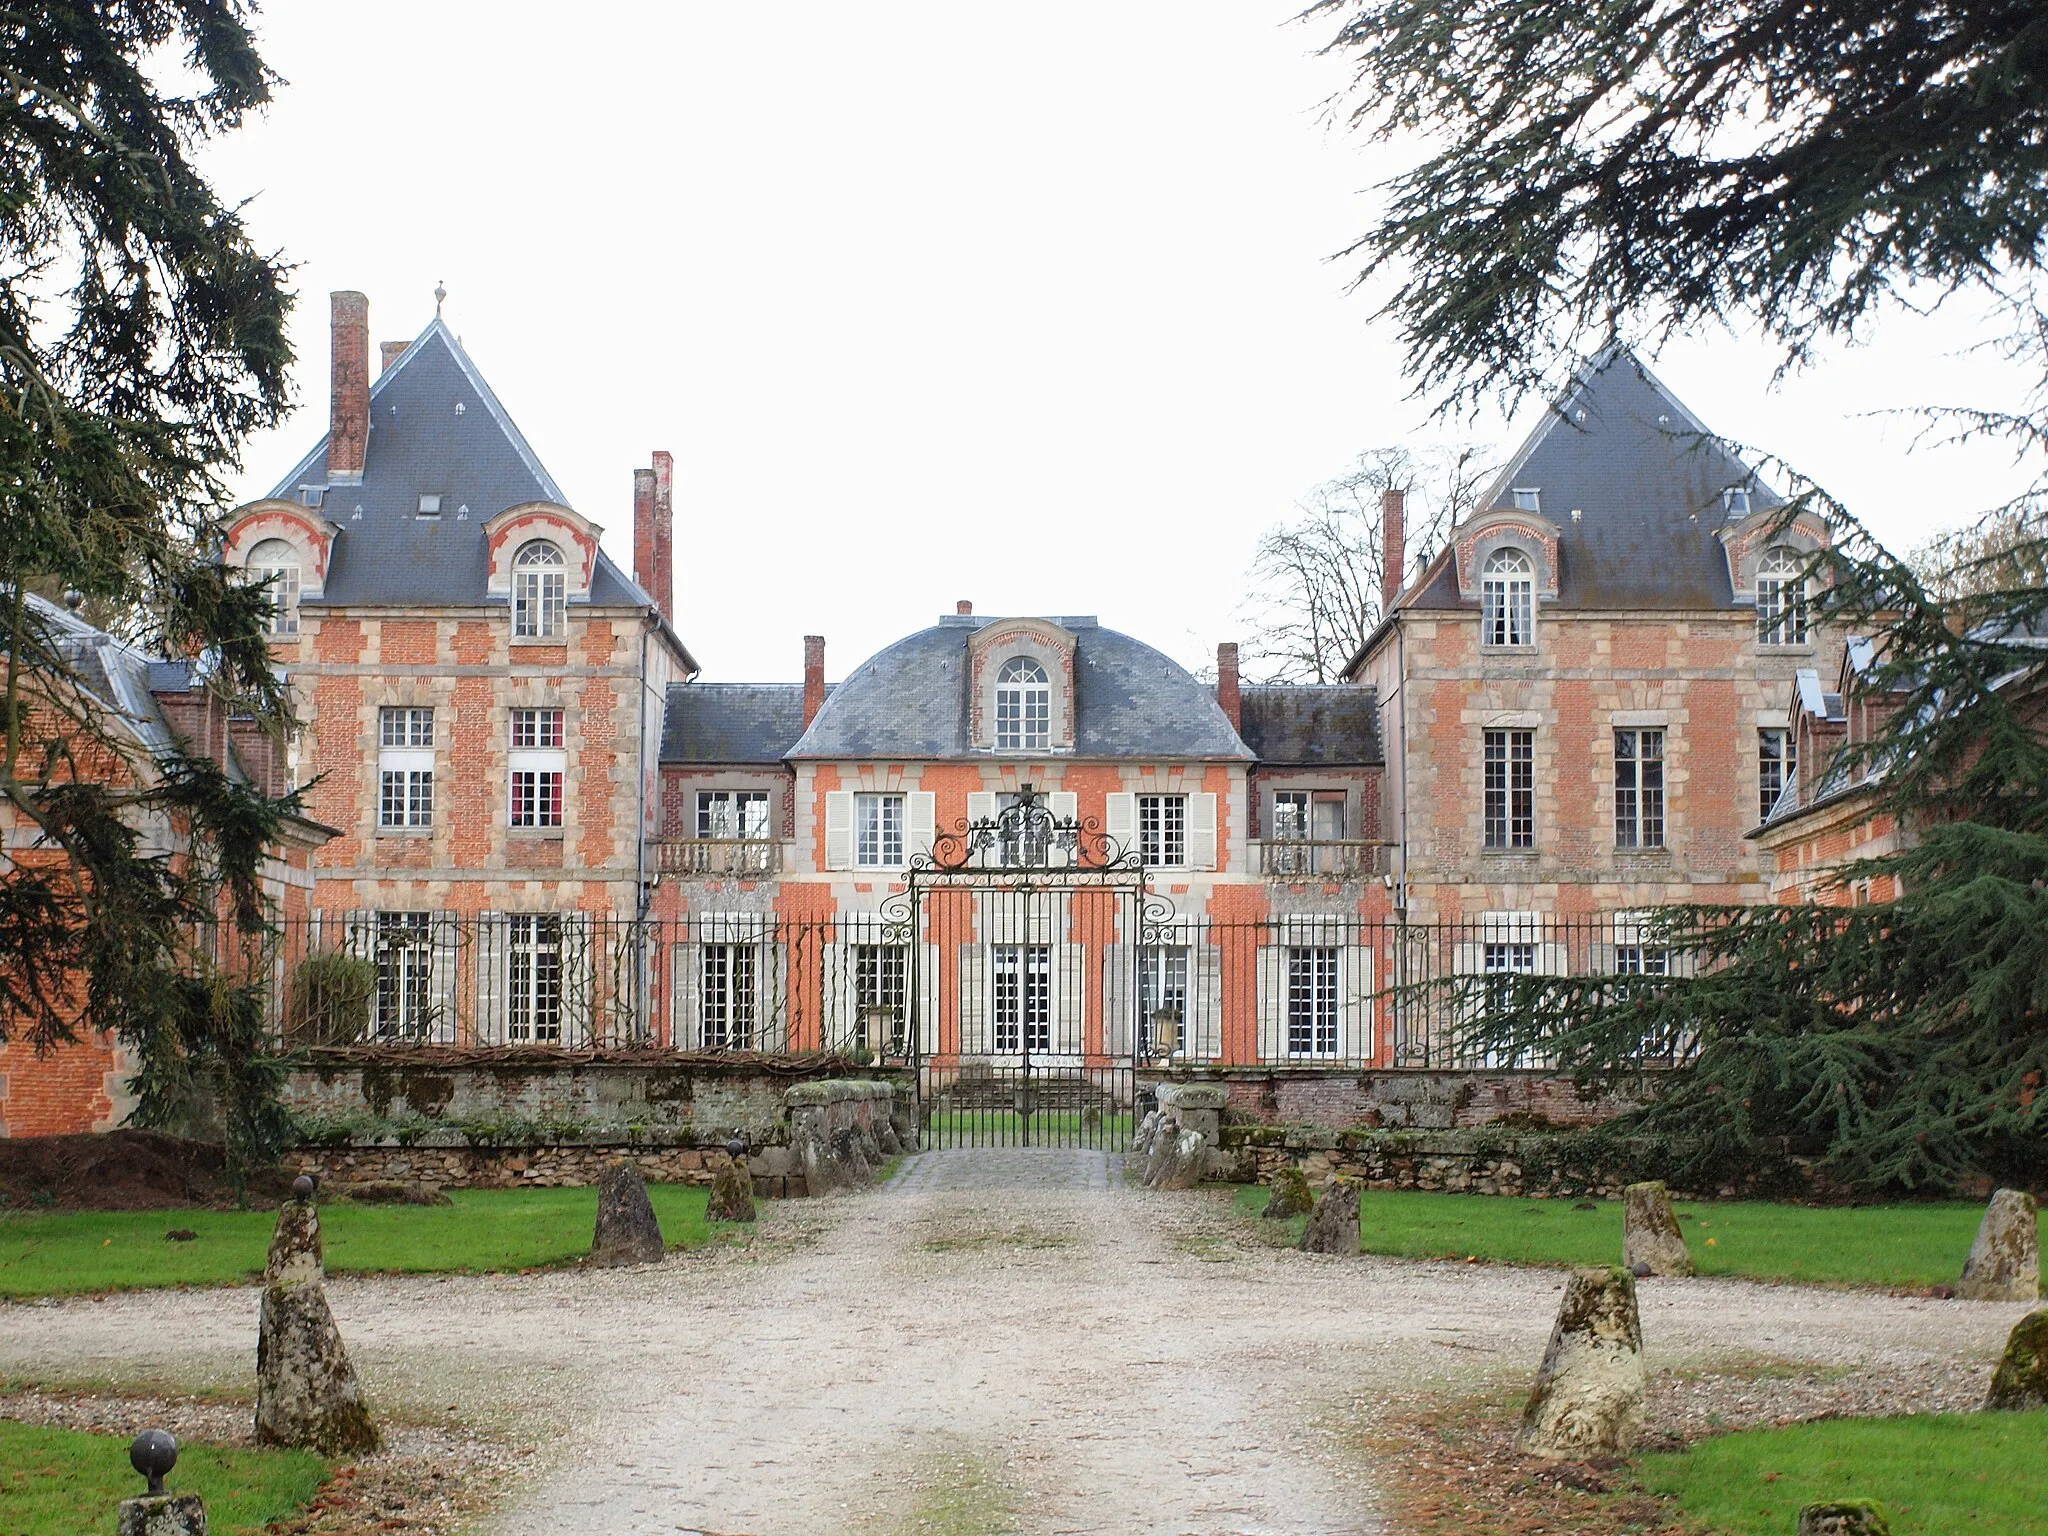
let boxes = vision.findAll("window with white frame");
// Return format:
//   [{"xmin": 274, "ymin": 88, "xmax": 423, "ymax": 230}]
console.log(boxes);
[
  {"xmin": 701, "ymin": 942, "xmax": 758, "ymax": 1049},
  {"xmin": 1483, "ymin": 729, "xmax": 1534, "ymax": 849},
  {"xmin": 1723, "ymin": 487, "xmax": 1752, "ymax": 516},
  {"xmin": 855, "ymin": 792, "xmax": 904, "ymax": 867},
  {"xmin": 509, "ymin": 707, "xmax": 565, "ymax": 828},
  {"xmin": 1482, "ymin": 940, "xmax": 1536, "ymax": 1013},
  {"xmin": 1481, "ymin": 547, "xmax": 1535, "ymax": 646},
  {"xmin": 992, "ymin": 943, "xmax": 1051, "ymax": 1053},
  {"xmin": 1286, "ymin": 946, "xmax": 1339, "ymax": 1058},
  {"xmin": 853, "ymin": 944, "xmax": 906, "ymax": 1049},
  {"xmin": 374, "ymin": 912, "xmax": 433, "ymax": 1038},
  {"xmin": 1511, "ymin": 487, "xmax": 1542, "ymax": 512},
  {"xmin": 1614, "ymin": 942, "xmax": 1670, "ymax": 977},
  {"xmin": 994, "ymin": 655, "xmax": 1051, "ymax": 751},
  {"xmin": 1614, "ymin": 728, "xmax": 1666, "ymax": 848},
  {"xmin": 1755, "ymin": 547, "xmax": 1809, "ymax": 645},
  {"xmin": 1137, "ymin": 793, "xmax": 1186, "ymax": 867},
  {"xmin": 697, "ymin": 789, "xmax": 770, "ymax": 841},
  {"xmin": 1138, "ymin": 945, "xmax": 1188, "ymax": 1056},
  {"xmin": 1758, "ymin": 728, "xmax": 1796, "ymax": 821},
  {"xmin": 246, "ymin": 538, "xmax": 301, "ymax": 636},
  {"xmin": 506, "ymin": 914, "xmax": 563, "ymax": 1042},
  {"xmin": 377, "ymin": 707, "xmax": 434, "ymax": 829},
  {"xmin": 512, "ymin": 539, "xmax": 567, "ymax": 639}
]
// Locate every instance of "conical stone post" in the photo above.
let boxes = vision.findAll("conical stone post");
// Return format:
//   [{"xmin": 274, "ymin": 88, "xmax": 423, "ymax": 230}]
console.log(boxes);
[
  {"xmin": 1622, "ymin": 1181, "xmax": 1694, "ymax": 1277},
  {"xmin": 255, "ymin": 1178, "xmax": 380, "ymax": 1455},
  {"xmin": 588, "ymin": 1159, "xmax": 666, "ymax": 1265},
  {"xmin": 1957, "ymin": 1188, "xmax": 2040, "ymax": 1301},
  {"xmin": 706, "ymin": 1137, "xmax": 757, "ymax": 1223},
  {"xmin": 1299, "ymin": 1180, "xmax": 1360, "ymax": 1255},
  {"xmin": 1262, "ymin": 1164, "xmax": 1314, "ymax": 1219},
  {"xmin": 1985, "ymin": 1308, "xmax": 2048, "ymax": 1411},
  {"xmin": 1514, "ymin": 1266, "xmax": 1644, "ymax": 1459}
]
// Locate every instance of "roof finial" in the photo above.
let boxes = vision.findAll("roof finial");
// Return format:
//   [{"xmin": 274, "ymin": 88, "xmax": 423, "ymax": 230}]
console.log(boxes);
[{"xmin": 434, "ymin": 280, "xmax": 447, "ymax": 317}]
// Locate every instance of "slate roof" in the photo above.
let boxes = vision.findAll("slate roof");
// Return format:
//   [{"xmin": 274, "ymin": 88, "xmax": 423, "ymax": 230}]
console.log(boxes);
[
  {"xmin": 786, "ymin": 616, "xmax": 1253, "ymax": 761},
  {"xmin": 1406, "ymin": 346, "xmax": 1780, "ymax": 613},
  {"xmin": 660, "ymin": 683, "xmax": 813, "ymax": 764},
  {"xmin": 264, "ymin": 320, "xmax": 655, "ymax": 614},
  {"xmin": 1237, "ymin": 685, "xmax": 1382, "ymax": 767}
]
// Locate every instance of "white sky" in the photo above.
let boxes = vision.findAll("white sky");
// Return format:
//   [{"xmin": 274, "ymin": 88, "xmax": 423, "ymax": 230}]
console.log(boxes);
[{"xmin": 210, "ymin": 1, "xmax": 2038, "ymax": 683}]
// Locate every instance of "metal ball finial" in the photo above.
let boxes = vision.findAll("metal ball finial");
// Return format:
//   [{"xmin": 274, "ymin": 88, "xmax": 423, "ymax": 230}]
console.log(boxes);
[
  {"xmin": 62, "ymin": 588, "xmax": 84, "ymax": 610},
  {"xmin": 292, "ymin": 1174, "xmax": 315, "ymax": 1201},
  {"xmin": 130, "ymin": 1428, "xmax": 177, "ymax": 1494},
  {"xmin": 725, "ymin": 1135, "xmax": 748, "ymax": 1162}
]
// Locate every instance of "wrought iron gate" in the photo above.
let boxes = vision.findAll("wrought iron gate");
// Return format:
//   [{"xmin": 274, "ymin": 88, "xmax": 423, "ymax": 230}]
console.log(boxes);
[{"xmin": 882, "ymin": 785, "xmax": 1168, "ymax": 1152}]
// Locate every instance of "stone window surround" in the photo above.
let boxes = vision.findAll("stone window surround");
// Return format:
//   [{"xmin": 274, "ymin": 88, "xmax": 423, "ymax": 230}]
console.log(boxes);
[{"xmin": 966, "ymin": 618, "xmax": 1075, "ymax": 753}]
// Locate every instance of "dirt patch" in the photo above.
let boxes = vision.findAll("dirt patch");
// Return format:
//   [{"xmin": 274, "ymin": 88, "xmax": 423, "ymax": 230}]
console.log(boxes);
[{"xmin": 0, "ymin": 1130, "xmax": 294, "ymax": 1211}]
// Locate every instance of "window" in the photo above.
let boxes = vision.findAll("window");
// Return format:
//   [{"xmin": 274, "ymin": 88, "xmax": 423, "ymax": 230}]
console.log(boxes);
[
  {"xmin": 1481, "ymin": 941, "xmax": 1537, "ymax": 1057},
  {"xmin": 1273, "ymin": 790, "xmax": 1310, "ymax": 842},
  {"xmin": 1723, "ymin": 487, "xmax": 1752, "ymax": 516},
  {"xmin": 701, "ymin": 943, "xmax": 758, "ymax": 1050},
  {"xmin": 997, "ymin": 790, "xmax": 1050, "ymax": 866},
  {"xmin": 1138, "ymin": 945, "xmax": 1188, "ymax": 1057},
  {"xmin": 509, "ymin": 708, "xmax": 565, "ymax": 829},
  {"xmin": 1614, "ymin": 728, "xmax": 1665, "ymax": 849},
  {"xmin": 1481, "ymin": 547, "xmax": 1535, "ymax": 646},
  {"xmin": 1483, "ymin": 729, "xmax": 1534, "ymax": 849},
  {"xmin": 994, "ymin": 656, "xmax": 1051, "ymax": 751},
  {"xmin": 853, "ymin": 944, "xmax": 907, "ymax": 1050},
  {"xmin": 1756, "ymin": 547, "xmax": 1809, "ymax": 645},
  {"xmin": 1286, "ymin": 946, "xmax": 1339, "ymax": 1058},
  {"xmin": 1759, "ymin": 728, "xmax": 1797, "ymax": 821},
  {"xmin": 506, "ymin": 914, "xmax": 563, "ymax": 1043},
  {"xmin": 1512, "ymin": 487, "xmax": 1541, "ymax": 512},
  {"xmin": 247, "ymin": 538, "xmax": 301, "ymax": 636},
  {"xmin": 512, "ymin": 540, "xmax": 567, "ymax": 638},
  {"xmin": 377, "ymin": 706, "xmax": 435, "ymax": 830},
  {"xmin": 1137, "ymin": 793, "xmax": 1187, "ymax": 867},
  {"xmin": 697, "ymin": 790, "xmax": 770, "ymax": 841},
  {"xmin": 417, "ymin": 493, "xmax": 442, "ymax": 518},
  {"xmin": 374, "ymin": 912, "xmax": 433, "ymax": 1038},
  {"xmin": 992, "ymin": 943, "xmax": 1051, "ymax": 1053},
  {"xmin": 1615, "ymin": 943, "xmax": 1670, "ymax": 977},
  {"xmin": 855, "ymin": 793, "xmax": 904, "ymax": 867}
]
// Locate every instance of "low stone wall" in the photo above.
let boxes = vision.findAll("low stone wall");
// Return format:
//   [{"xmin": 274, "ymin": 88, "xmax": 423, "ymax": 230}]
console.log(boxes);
[
  {"xmin": 1142, "ymin": 1066, "xmax": 1641, "ymax": 1132},
  {"xmin": 786, "ymin": 1079, "xmax": 912, "ymax": 1195},
  {"xmin": 287, "ymin": 1139, "xmax": 811, "ymax": 1200}
]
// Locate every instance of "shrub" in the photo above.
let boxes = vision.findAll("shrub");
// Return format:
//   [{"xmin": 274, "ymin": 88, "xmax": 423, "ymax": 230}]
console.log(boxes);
[{"xmin": 285, "ymin": 953, "xmax": 376, "ymax": 1046}]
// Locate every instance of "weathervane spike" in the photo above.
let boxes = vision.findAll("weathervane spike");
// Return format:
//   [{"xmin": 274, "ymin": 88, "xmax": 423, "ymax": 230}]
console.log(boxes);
[{"xmin": 434, "ymin": 280, "xmax": 446, "ymax": 317}]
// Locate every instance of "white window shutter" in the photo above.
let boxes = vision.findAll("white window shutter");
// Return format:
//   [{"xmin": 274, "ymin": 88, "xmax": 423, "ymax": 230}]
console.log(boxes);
[
  {"xmin": 1104, "ymin": 792, "xmax": 1135, "ymax": 860},
  {"xmin": 1187, "ymin": 792, "xmax": 1219, "ymax": 870},
  {"xmin": 1048, "ymin": 791, "xmax": 1077, "ymax": 868},
  {"xmin": 474, "ymin": 912, "xmax": 501, "ymax": 1044},
  {"xmin": 906, "ymin": 791, "xmax": 936, "ymax": 864},
  {"xmin": 824, "ymin": 791, "xmax": 853, "ymax": 871},
  {"xmin": 1343, "ymin": 945, "xmax": 1373, "ymax": 1061},
  {"xmin": 966, "ymin": 791, "xmax": 998, "ymax": 868}
]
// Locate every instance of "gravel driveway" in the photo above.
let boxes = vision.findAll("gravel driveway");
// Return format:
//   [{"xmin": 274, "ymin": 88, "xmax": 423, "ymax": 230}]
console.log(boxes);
[{"xmin": 1, "ymin": 1151, "xmax": 2030, "ymax": 1536}]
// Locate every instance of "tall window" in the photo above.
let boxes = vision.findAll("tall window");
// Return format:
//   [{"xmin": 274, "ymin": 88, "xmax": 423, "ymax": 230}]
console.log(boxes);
[
  {"xmin": 697, "ymin": 790, "xmax": 770, "ymax": 840},
  {"xmin": 855, "ymin": 792, "xmax": 904, "ymax": 867},
  {"xmin": 1759, "ymin": 728, "xmax": 1797, "ymax": 821},
  {"xmin": 506, "ymin": 914, "xmax": 563, "ymax": 1042},
  {"xmin": 1483, "ymin": 729, "xmax": 1534, "ymax": 849},
  {"xmin": 1756, "ymin": 548, "xmax": 1808, "ymax": 645},
  {"xmin": 992, "ymin": 943, "xmax": 1051, "ymax": 1053},
  {"xmin": 1614, "ymin": 729, "xmax": 1666, "ymax": 848},
  {"xmin": 853, "ymin": 944, "xmax": 907, "ymax": 1049},
  {"xmin": 701, "ymin": 943, "xmax": 758, "ymax": 1049},
  {"xmin": 510, "ymin": 707, "xmax": 565, "ymax": 828},
  {"xmin": 247, "ymin": 538, "xmax": 301, "ymax": 636},
  {"xmin": 994, "ymin": 656, "xmax": 1051, "ymax": 751},
  {"xmin": 997, "ymin": 790, "xmax": 1050, "ymax": 866},
  {"xmin": 1138, "ymin": 945, "xmax": 1188, "ymax": 1057},
  {"xmin": 377, "ymin": 707, "xmax": 434, "ymax": 829},
  {"xmin": 374, "ymin": 912, "xmax": 433, "ymax": 1038},
  {"xmin": 1137, "ymin": 793, "xmax": 1187, "ymax": 867},
  {"xmin": 512, "ymin": 540, "xmax": 567, "ymax": 638},
  {"xmin": 1480, "ymin": 941, "xmax": 1536, "ymax": 1064},
  {"xmin": 1286, "ymin": 946, "xmax": 1339, "ymax": 1058},
  {"xmin": 1481, "ymin": 547, "xmax": 1535, "ymax": 646}
]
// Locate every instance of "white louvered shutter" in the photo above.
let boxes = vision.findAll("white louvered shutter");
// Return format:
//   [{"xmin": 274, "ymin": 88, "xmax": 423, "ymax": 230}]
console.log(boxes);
[
  {"xmin": 1343, "ymin": 941, "xmax": 1373, "ymax": 1062},
  {"xmin": 906, "ymin": 791, "xmax": 936, "ymax": 865},
  {"xmin": 1047, "ymin": 791, "xmax": 1077, "ymax": 868},
  {"xmin": 1104, "ymin": 792, "xmax": 1135, "ymax": 861},
  {"xmin": 966, "ymin": 791, "xmax": 998, "ymax": 868},
  {"xmin": 823, "ymin": 790, "xmax": 853, "ymax": 871},
  {"xmin": 473, "ymin": 912, "xmax": 502, "ymax": 1046},
  {"xmin": 1187, "ymin": 792, "xmax": 1219, "ymax": 870}
]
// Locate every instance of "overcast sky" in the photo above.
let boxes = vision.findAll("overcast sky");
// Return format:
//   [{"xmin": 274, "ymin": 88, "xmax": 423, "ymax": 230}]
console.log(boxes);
[{"xmin": 209, "ymin": 2, "xmax": 2036, "ymax": 683}]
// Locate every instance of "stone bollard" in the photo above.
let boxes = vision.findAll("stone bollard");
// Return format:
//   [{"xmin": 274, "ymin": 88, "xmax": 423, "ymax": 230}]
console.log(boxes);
[
  {"xmin": 1957, "ymin": 1188, "xmax": 2040, "ymax": 1301},
  {"xmin": 588, "ymin": 1159, "xmax": 666, "ymax": 1265},
  {"xmin": 1130, "ymin": 1109, "xmax": 1160, "ymax": 1157},
  {"xmin": 255, "ymin": 1178, "xmax": 380, "ymax": 1456},
  {"xmin": 1514, "ymin": 1266, "xmax": 1644, "ymax": 1459},
  {"xmin": 118, "ymin": 1430, "xmax": 206, "ymax": 1536},
  {"xmin": 1262, "ymin": 1164, "xmax": 1314, "ymax": 1219},
  {"xmin": 1299, "ymin": 1180, "xmax": 1361, "ymax": 1255},
  {"xmin": 1621, "ymin": 1181, "xmax": 1694, "ymax": 1277},
  {"xmin": 1147, "ymin": 1126, "xmax": 1208, "ymax": 1191},
  {"xmin": 706, "ymin": 1136, "xmax": 757, "ymax": 1224},
  {"xmin": 1984, "ymin": 1307, "xmax": 2048, "ymax": 1411},
  {"xmin": 1796, "ymin": 1500, "xmax": 1892, "ymax": 1535}
]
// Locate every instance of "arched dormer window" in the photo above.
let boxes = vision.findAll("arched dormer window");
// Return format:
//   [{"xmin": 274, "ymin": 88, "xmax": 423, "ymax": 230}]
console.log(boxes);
[
  {"xmin": 1481, "ymin": 547, "xmax": 1535, "ymax": 647},
  {"xmin": 513, "ymin": 540, "xmax": 567, "ymax": 638},
  {"xmin": 1756, "ymin": 547, "xmax": 1809, "ymax": 645},
  {"xmin": 246, "ymin": 538, "xmax": 301, "ymax": 636},
  {"xmin": 995, "ymin": 656, "xmax": 1051, "ymax": 751}
]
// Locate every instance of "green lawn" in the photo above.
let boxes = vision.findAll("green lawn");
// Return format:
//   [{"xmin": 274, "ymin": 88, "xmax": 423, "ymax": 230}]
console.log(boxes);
[
  {"xmin": 0, "ymin": 1421, "xmax": 327, "ymax": 1536},
  {"xmin": 1230, "ymin": 1185, "xmax": 2006, "ymax": 1288},
  {"xmin": 1637, "ymin": 1413, "xmax": 2048, "ymax": 1535},
  {"xmin": 0, "ymin": 1184, "xmax": 714, "ymax": 1299}
]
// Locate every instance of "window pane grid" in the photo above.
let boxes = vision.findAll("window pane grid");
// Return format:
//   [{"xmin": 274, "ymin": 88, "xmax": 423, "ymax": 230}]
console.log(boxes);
[
  {"xmin": 1614, "ymin": 728, "xmax": 1665, "ymax": 848},
  {"xmin": 1139, "ymin": 945, "xmax": 1189, "ymax": 1056},
  {"xmin": 698, "ymin": 790, "xmax": 770, "ymax": 840},
  {"xmin": 994, "ymin": 657, "xmax": 1051, "ymax": 751},
  {"xmin": 701, "ymin": 944, "xmax": 758, "ymax": 1049},
  {"xmin": 507, "ymin": 914, "xmax": 563, "ymax": 1042},
  {"xmin": 992, "ymin": 943, "xmax": 1051, "ymax": 1053},
  {"xmin": 855, "ymin": 793, "xmax": 904, "ymax": 867},
  {"xmin": 1759, "ymin": 728, "xmax": 1796, "ymax": 821},
  {"xmin": 511, "ymin": 709, "xmax": 564, "ymax": 748},
  {"xmin": 853, "ymin": 945, "xmax": 907, "ymax": 1048},
  {"xmin": 1481, "ymin": 550, "xmax": 1535, "ymax": 646},
  {"xmin": 1286, "ymin": 946, "xmax": 1339, "ymax": 1057},
  {"xmin": 379, "ymin": 769, "xmax": 434, "ymax": 828},
  {"xmin": 1137, "ymin": 794, "xmax": 1186, "ymax": 866},
  {"xmin": 511, "ymin": 771, "xmax": 564, "ymax": 827},
  {"xmin": 1483, "ymin": 730, "xmax": 1534, "ymax": 848}
]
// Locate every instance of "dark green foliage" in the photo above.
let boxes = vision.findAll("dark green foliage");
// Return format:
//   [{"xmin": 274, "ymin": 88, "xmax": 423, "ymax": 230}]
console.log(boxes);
[
  {"xmin": 285, "ymin": 954, "xmax": 377, "ymax": 1048},
  {"xmin": 0, "ymin": 3, "xmax": 297, "ymax": 1171}
]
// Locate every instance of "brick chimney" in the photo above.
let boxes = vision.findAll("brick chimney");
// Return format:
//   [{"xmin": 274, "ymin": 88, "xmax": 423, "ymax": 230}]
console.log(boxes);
[
  {"xmin": 633, "ymin": 452, "xmax": 675, "ymax": 624},
  {"xmin": 328, "ymin": 291, "xmax": 370, "ymax": 483},
  {"xmin": 956, "ymin": 600, "xmax": 973, "ymax": 616},
  {"xmin": 379, "ymin": 340, "xmax": 409, "ymax": 374},
  {"xmin": 1381, "ymin": 487, "xmax": 1406, "ymax": 612},
  {"xmin": 803, "ymin": 635, "xmax": 826, "ymax": 728},
  {"xmin": 1216, "ymin": 642, "xmax": 1242, "ymax": 731}
]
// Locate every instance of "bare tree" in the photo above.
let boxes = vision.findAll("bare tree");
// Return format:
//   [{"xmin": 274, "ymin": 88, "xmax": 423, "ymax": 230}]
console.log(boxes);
[{"xmin": 1241, "ymin": 444, "xmax": 1491, "ymax": 681}]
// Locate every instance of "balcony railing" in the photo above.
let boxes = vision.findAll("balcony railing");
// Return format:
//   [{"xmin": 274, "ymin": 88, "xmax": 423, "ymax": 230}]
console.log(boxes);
[
  {"xmin": 653, "ymin": 837, "xmax": 783, "ymax": 876},
  {"xmin": 1254, "ymin": 838, "xmax": 1391, "ymax": 880}
]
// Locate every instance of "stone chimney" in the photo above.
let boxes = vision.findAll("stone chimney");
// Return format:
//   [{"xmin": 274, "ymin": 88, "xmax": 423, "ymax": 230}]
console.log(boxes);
[
  {"xmin": 803, "ymin": 635, "xmax": 826, "ymax": 729},
  {"xmin": 328, "ymin": 291, "xmax": 370, "ymax": 484},
  {"xmin": 956, "ymin": 600, "xmax": 973, "ymax": 616},
  {"xmin": 633, "ymin": 452, "xmax": 675, "ymax": 624},
  {"xmin": 379, "ymin": 340, "xmax": 408, "ymax": 374},
  {"xmin": 1381, "ymin": 487, "xmax": 1406, "ymax": 612},
  {"xmin": 1216, "ymin": 642, "xmax": 1242, "ymax": 731}
]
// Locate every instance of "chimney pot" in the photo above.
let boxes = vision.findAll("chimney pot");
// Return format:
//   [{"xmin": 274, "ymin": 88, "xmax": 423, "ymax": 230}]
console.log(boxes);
[
  {"xmin": 379, "ymin": 340, "xmax": 409, "ymax": 375},
  {"xmin": 327, "ymin": 292, "xmax": 370, "ymax": 483},
  {"xmin": 956, "ymin": 600, "xmax": 973, "ymax": 615},
  {"xmin": 1216, "ymin": 642, "xmax": 1242, "ymax": 732},
  {"xmin": 803, "ymin": 635, "xmax": 826, "ymax": 729},
  {"xmin": 1380, "ymin": 487, "xmax": 1407, "ymax": 613}
]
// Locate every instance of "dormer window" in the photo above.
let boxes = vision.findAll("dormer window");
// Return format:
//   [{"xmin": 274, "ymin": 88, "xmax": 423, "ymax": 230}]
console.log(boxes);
[
  {"xmin": 513, "ymin": 540, "xmax": 567, "ymax": 638},
  {"xmin": 994, "ymin": 656, "xmax": 1051, "ymax": 751},
  {"xmin": 417, "ymin": 493, "xmax": 442, "ymax": 518},
  {"xmin": 1511, "ymin": 488, "xmax": 1541, "ymax": 512},
  {"xmin": 1723, "ymin": 487, "xmax": 1752, "ymax": 516},
  {"xmin": 1756, "ymin": 547, "xmax": 1809, "ymax": 645},
  {"xmin": 1481, "ymin": 547, "xmax": 1535, "ymax": 647},
  {"xmin": 298, "ymin": 486, "xmax": 323, "ymax": 508},
  {"xmin": 246, "ymin": 538, "xmax": 301, "ymax": 636}
]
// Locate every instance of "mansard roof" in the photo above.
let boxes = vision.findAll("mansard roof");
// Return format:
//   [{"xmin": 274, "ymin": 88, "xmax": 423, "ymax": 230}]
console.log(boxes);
[
  {"xmin": 1407, "ymin": 345, "xmax": 1782, "ymax": 613},
  {"xmin": 660, "ymin": 683, "xmax": 814, "ymax": 765},
  {"xmin": 262, "ymin": 319, "xmax": 652, "ymax": 611},
  {"xmin": 1238, "ymin": 685, "xmax": 1382, "ymax": 767},
  {"xmin": 787, "ymin": 616, "xmax": 1253, "ymax": 761}
]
